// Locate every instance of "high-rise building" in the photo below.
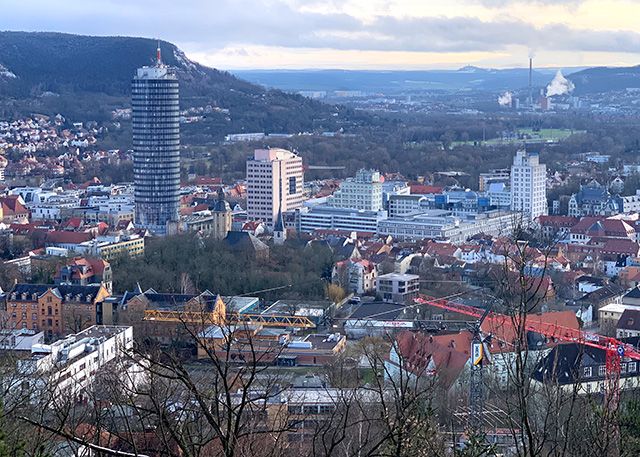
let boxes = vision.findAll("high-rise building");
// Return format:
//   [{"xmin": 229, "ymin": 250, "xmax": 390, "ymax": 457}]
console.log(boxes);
[
  {"xmin": 510, "ymin": 149, "xmax": 547, "ymax": 222},
  {"xmin": 327, "ymin": 169, "xmax": 384, "ymax": 211},
  {"xmin": 246, "ymin": 148, "xmax": 304, "ymax": 226},
  {"xmin": 132, "ymin": 46, "xmax": 180, "ymax": 236}
]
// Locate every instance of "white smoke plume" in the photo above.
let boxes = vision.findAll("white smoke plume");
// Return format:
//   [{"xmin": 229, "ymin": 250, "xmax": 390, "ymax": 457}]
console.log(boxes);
[
  {"xmin": 546, "ymin": 70, "xmax": 575, "ymax": 97},
  {"xmin": 498, "ymin": 91, "xmax": 512, "ymax": 106}
]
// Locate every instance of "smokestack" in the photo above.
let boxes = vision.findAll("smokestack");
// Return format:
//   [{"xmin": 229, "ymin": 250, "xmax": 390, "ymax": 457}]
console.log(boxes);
[{"xmin": 528, "ymin": 57, "xmax": 533, "ymax": 107}]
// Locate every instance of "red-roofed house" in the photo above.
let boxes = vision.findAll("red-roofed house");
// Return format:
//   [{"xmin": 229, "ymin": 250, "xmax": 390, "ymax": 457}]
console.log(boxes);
[
  {"xmin": 332, "ymin": 258, "xmax": 378, "ymax": 294},
  {"xmin": 54, "ymin": 257, "xmax": 113, "ymax": 292},
  {"xmin": 569, "ymin": 217, "xmax": 636, "ymax": 244},
  {"xmin": 536, "ymin": 215, "xmax": 579, "ymax": 238},
  {"xmin": 388, "ymin": 330, "xmax": 472, "ymax": 390},
  {"xmin": 0, "ymin": 195, "xmax": 29, "ymax": 224}
]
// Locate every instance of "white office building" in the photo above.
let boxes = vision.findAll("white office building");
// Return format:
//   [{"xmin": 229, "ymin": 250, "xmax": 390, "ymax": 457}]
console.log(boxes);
[
  {"xmin": 510, "ymin": 150, "xmax": 547, "ymax": 223},
  {"xmin": 246, "ymin": 148, "xmax": 304, "ymax": 226},
  {"xmin": 297, "ymin": 206, "xmax": 386, "ymax": 234},
  {"xmin": 377, "ymin": 210, "xmax": 516, "ymax": 243},
  {"xmin": 327, "ymin": 169, "xmax": 384, "ymax": 211}
]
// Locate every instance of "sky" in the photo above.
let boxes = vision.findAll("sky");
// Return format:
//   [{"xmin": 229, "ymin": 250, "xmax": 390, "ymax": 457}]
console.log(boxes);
[{"xmin": 2, "ymin": 0, "xmax": 640, "ymax": 70}]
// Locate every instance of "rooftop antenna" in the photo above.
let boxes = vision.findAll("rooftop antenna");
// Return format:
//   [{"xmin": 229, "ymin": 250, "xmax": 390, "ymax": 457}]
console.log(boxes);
[
  {"xmin": 528, "ymin": 57, "xmax": 533, "ymax": 107},
  {"xmin": 156, "ymin": 40, "xmax": 162, "ymax": 66}
]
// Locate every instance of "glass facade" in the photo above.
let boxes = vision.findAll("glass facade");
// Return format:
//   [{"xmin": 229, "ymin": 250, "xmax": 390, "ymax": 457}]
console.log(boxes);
[{"xmin": 132, "ymin": 67, "xmax": 180, "ymax": 235}]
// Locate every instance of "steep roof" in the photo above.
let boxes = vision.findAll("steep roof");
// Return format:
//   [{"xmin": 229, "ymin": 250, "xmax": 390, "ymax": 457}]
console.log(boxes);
[
  {"xmin": 224, "ymin": 231, "xmax": 269, "ymax": 253},
  {"xmin": 394, "ymin": 330, "xmax": 472, "ymax": 389}
]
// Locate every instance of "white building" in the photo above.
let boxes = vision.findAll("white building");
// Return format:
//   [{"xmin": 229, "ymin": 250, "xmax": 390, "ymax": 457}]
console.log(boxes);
[
  {"xmin": 297, "ymin": 206, "xmax": 386, "ymax": 234},
  {"xmin": 16, "ymin": 325, "xmax": 136, "ymax": 402},
  {"xmin": 377, "ymin": 210, "xmax": 516, "ymax": 243},
  {"xmin": 327, "ymin": 169, "xmax": 384, "ymax": 211},
  {"xmin": 376, "ymin": 273, "xmax": 420, "ymax": 303},
  {"xmin": 510, "ymin": 149, "xmax": 547, "ymax": 223},
  {"xmin": 246, "ymin": 148, "xmax": 304, "ymax": 226},
  {"xmin": 0, "ymin": 329, "xmax": 44, "ymax": 351},
  {"xmin": 388, "ymin": 195, "xmax": 427, "ymax": 218}
]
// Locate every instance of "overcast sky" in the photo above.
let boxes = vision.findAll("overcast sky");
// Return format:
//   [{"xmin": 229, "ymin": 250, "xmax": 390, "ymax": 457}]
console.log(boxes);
[{"xmin": 2, "ymin": 0, "xmax": 640, "ymax": 70}]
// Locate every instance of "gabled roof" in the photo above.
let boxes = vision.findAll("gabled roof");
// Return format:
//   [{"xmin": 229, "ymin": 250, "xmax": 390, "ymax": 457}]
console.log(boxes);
[
  {"xmin": 224, "ymin": 231, "xmax": 269, "ymax": 253},
  {"xmin": 577, "ymin": 283, "xmax": 626, "ymax": 303},
  {"xmin": 394, "ymin": 330, "xmax": 471, "ymax": 389}
]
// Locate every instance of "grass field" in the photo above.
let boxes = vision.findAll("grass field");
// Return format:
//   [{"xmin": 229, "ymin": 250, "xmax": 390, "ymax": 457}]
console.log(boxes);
[{"xmin": 452, "ymin": 128, "xmax": 585, "ymax": 147}]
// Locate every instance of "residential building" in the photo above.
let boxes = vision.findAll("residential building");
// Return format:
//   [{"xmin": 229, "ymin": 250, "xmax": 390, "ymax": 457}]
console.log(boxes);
[
  {"xmin": 5, "ymin": 283, "xmax": 111, "ymax": 339},
  {"xmin": 376, "ymin": 273, "xmax": 420, "ymax": 303},
  {"xmin": 0, "ymin": 195, "xmax": 29, "ymax": 224},
  {"xmin": 54, "ymin": 257, "xmax": 113, "ymax": 292},
  {"xmin": 533, "ymin": 339, "xmax": 640, "ymax": 395},
  {"xmin": 510, "ymin": 149, "xmax": 547, "ymax": 222},
  {"xmin": 132, "ymin": 47, "xmax": 180, "ymax": 236},
  {"xmin": 332, "ymin": 258, "xmax": 378, "ymax": 294},
  {"xmin": 246, "ymin": 148, "xmax": 304, "ymax": 226},
  {"xmin": 17, "ymin": 325, "xmax": 135, "ymax": 400},
  {"xmin": 327, "ymin": 169, "xmax": 384, "ymax": 211}
]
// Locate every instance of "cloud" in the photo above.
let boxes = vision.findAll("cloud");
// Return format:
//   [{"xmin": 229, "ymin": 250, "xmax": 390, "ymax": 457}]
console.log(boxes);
[{"xmin": 1, "ymin": 0, "xmax": 639, "ymax": 56}]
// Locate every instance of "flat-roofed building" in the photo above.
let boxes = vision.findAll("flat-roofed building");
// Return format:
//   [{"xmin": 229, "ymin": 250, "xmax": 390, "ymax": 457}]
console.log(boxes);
[{"xmin": 246, "ymin": 148, "xmax": 304, "ymax": 227}]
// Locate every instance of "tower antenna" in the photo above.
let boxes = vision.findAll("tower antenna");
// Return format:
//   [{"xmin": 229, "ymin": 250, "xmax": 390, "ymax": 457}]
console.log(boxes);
[{"xmin": 156, "ymin": 40, "xmax": 162, "ymax": 66}]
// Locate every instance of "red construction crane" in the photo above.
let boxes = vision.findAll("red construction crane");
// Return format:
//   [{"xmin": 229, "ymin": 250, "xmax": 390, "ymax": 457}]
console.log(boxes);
[{"xmin": 415, "ymin": 294, "xmax": 640, "ymax": 436}]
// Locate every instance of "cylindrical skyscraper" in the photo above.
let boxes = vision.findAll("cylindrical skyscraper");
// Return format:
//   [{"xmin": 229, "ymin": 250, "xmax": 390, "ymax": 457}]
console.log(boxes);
[{"xmin": 132, "ymin": 47, "xmax": 180, "ymax": 236}]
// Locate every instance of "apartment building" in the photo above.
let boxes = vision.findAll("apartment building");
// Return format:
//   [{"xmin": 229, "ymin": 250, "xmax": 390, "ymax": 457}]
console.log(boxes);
[{"xmin": 17, "ymin": 325, "xmax": 135, "ymax": 401}]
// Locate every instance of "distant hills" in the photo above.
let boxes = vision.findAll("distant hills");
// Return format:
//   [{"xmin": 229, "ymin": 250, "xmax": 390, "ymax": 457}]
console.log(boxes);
[
  {"xmin": 566, "ymin": 65, "xmax": 640, "ymax": 95},
  {"xmin": 234, "ymin": 68, "xmax": 562, "ymax": 94},
  {"xmin": 0, "ymin": 31, "xmax": 349, "ymax": 134},
  {"xmin": 235, "ymin": 65, "xmax": 640, "ymax": 96}
]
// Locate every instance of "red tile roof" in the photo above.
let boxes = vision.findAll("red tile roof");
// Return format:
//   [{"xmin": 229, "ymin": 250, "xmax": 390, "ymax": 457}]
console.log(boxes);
[
  {"xmin": 409, "ymin": 184, "xmax": 443, "ymax": 194},
  {"xmin": 45, "ymin": 231, "xmax": 94, "ymax": 245},
  {"xmin": 394, "ymin": 330, "xmax": 472, "ymax": 389}
]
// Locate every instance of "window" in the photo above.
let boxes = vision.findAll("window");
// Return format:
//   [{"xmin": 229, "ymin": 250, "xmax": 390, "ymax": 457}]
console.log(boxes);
[
  {"xmin": 583, "ymin": 366, "xmax": 593, "ymax": 378},
  {"xmin": 629, "ymin": 362, "xmax": 637, "ymax": 373},
  {"xmin": 599, "ymin": 365, "xmax": 606, "ymax": 377}
]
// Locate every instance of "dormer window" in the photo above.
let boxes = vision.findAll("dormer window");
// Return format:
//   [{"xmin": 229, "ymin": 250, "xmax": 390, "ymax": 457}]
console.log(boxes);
[
  {"xmin": 21, "ymin": 293, "xmax": 27, "ymax": 300},
  {"xmin": 32, "ymin": 293, "xmax": 38, "ymax": 301}
]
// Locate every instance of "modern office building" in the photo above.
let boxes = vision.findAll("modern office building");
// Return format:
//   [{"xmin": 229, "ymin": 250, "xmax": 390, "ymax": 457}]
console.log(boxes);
[
  {"xmin": 296, "ymin": 206, "xmax": 386, "ymax": 234},
  {"xmin": 246, "ymin": 148, "xmax": 304, "ymax": 226},
  {"xmin": 510, "ymin": 149, "xmax": 547, "ymax": 223},
  {"xmin": 132, "ymin": 46, "xmax": 180, "ymax": 235},
  {"xmin": 327, "ymin": 169, "xmax": 384, "ymax": 211}
]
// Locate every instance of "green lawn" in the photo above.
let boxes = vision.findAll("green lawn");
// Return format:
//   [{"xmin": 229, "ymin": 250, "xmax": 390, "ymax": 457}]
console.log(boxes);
[{"xmin": 451, "ymin": 128, "xmax": 585, "ymax": 147}]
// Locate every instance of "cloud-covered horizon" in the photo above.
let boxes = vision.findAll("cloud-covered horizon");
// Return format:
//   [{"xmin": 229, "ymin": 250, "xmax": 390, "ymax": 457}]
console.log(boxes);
[{"xmin": 1, "ymin": 0, "xmax": 639, "ymax": 69}]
